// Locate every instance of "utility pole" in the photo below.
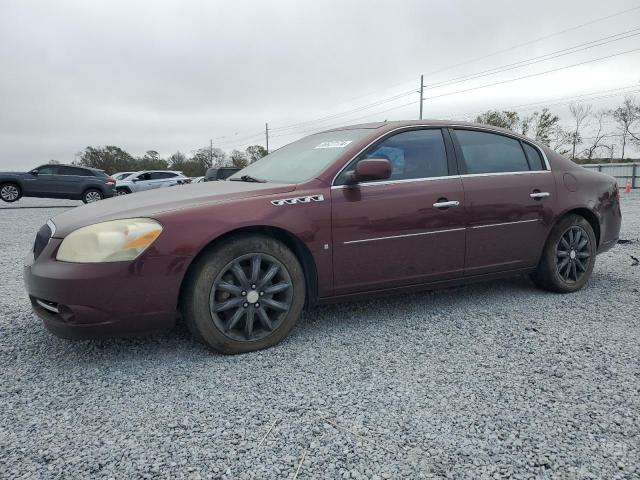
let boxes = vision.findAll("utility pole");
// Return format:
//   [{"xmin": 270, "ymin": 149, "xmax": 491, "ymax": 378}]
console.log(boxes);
[
  {"xmin": 419, "ymin": 74, "xmax": 424, "ymax": 120},
  {"xmin": 265, "ymin": 123, "xmax": 269, "ymax": 154}
]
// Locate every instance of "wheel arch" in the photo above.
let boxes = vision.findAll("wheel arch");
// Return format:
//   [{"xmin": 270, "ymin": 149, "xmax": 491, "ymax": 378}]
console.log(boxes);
[
  {"xmin": 177, "ymin": 225, "xmax": 319, "ymax": 311},
  {"xmin": 556, "ymin": 207, "xmax": 601, "ymax": 247}
]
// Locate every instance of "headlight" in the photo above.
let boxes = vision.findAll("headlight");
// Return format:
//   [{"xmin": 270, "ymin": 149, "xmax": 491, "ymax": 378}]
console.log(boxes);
[{"xmin": 56, "ymin": 218, "xmax": 163, "ymax": 263}]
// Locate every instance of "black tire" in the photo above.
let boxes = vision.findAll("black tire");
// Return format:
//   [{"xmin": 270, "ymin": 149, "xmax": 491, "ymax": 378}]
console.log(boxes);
[
  {"xmin": 531, "ymin": 214, "xmax": 597, "ymax": 293},
  {"xmin": 0, "ymin": 182, "xmax": 22, "ymax": 203},
  {"xmin": 181, "ymin": 235, "xmax": 305, "ymax": 354},
  {"xmin": 116, "ymin": 187, "xmax": 130, "ymax": 195},
  {"xmin": 82, "ymin": 188, "xmax": 104, "ymax": 204}
]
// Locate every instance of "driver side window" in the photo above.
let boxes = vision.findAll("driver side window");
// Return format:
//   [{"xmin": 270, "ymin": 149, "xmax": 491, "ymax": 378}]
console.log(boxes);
[
  {"xmin": 37, "ymin": 166, "xmax": 59, "ymax": 175},
  {"xmin": 336, "ymin": 129, "xmax": 449, "ymax": 184}
]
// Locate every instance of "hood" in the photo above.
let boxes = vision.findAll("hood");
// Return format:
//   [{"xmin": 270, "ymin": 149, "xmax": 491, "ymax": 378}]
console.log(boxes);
[{"xmin": 50, "ymin": 181, "xmax": 296, "ymax": 237}]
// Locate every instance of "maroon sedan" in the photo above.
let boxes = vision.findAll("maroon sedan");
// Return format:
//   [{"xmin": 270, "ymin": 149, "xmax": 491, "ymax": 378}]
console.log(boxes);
[{"xmin": 24, "ymin": 121, "xmax": 621, "ymax": 353}]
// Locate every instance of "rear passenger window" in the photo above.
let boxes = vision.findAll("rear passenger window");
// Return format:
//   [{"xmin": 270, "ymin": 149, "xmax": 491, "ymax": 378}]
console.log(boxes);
[
  {"xmin": 60, "ymin": 166, "xmax": 90, "ymax": 176},
  {"xmin": 522, "ymin": 142, "xmax": 545, "ymax": 170},
  {"xmin": 455, "ymin": 130, "xmax": 530, "ymax": 174},
  {"xmin": 337, "ymin": 129, "xmax": 449, "ymax": 184},
  {"xmin": 152, "ymin": 172, "xmax": 176, "ymax": 179}
]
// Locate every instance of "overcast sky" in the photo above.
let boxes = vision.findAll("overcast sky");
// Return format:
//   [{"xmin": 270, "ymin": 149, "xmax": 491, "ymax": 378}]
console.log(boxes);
[{"xmin": 1, "ymin": 0, "xmax": 639, "ymax": 170}]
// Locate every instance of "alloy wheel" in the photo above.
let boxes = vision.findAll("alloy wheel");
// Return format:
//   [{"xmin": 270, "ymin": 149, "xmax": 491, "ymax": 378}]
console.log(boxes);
[
  {"xmin": 1, "ymin": 185, "xmax": 19, "ymax": 201},
  {"xmin": 84, "ymin": 191, "xmax": 103, "ymax": 203},
  {"xmin": 556, "ymin": 226, "xmax": 591, "ymax": 283},
  {"xmin": 209, "ymin": 253, "xmax": 293, "ymax": 342}
]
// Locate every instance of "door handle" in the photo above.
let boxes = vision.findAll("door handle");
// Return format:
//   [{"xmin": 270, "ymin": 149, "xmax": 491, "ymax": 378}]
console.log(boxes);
[
  {"xmin": 433, "ymin": 200, "xmax": 460, "ymax": 209},
  {"xmin": 529, "ymin": 192, "xmax": 550, "ymax": 199}
]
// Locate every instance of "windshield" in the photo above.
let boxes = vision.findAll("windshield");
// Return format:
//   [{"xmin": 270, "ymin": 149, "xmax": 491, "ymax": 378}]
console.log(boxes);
[{"xmin": 229, "ymin": 128, "xmax": 373, "ymax": 183}]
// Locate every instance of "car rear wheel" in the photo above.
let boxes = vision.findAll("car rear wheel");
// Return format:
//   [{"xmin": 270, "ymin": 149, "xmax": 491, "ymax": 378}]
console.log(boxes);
[
  {"xmin": 531, "ymin": 214, "xmax": 596, "ymax": 293},
  {"xmin": 182, "ymin": 235, "xmax": 305, "ymax": 354},
  {"xmin": 0, "ymin": 183, "xmax": 22, "ymax": 202},
  {"xmin": 82, "ymin": 189, "xmax": 103, "ymax": 204}
]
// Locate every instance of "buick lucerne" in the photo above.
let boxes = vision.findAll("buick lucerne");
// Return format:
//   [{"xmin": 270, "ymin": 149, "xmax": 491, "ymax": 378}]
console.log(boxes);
[{"xmin": 24, "ymin": 121, "xmax": 621, "ymax": 353}]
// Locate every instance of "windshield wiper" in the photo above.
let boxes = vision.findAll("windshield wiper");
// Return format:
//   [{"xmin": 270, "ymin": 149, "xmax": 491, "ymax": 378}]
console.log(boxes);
[{"xmin": 230, "ymin": 175, "xmax": 267, "ymax": 183}]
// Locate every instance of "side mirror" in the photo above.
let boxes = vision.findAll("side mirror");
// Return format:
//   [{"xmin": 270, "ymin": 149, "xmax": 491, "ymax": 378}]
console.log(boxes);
[
  {"xmin": 346, "ymin": 158, "xmax": 391, "ymax": 184},
  {"xmin": 29, "ymin": 169, "xmax": 39, "ymax": 176},
  {"xmin": 131, "ymin": 178, "xmax": 139, "ymax": 182}
]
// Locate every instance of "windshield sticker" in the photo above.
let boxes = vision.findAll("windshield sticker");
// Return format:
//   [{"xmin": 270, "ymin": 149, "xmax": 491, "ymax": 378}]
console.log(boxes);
[{"xmin": 314, "ymin": 140, "xmax": 352, "ymax": 149}]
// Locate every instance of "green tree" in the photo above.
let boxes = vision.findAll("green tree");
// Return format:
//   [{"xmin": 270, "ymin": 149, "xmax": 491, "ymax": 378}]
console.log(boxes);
[
  {"xmin": 474, "ymin": 110, "xmax": 520, "ymax": 131},
  {"xmin": 75, "ymin": 146, "xmax": 136, "ymax": 174},
  {"xmin": 245, "ymin": 145, "xmax": 267, "ymax": 163}
]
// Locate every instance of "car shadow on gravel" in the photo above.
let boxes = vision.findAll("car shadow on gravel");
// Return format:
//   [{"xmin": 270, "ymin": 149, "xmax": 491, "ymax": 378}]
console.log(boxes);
[{"xmin": 34, "ymin": 271, "xmax": 610, "ymax": 359}]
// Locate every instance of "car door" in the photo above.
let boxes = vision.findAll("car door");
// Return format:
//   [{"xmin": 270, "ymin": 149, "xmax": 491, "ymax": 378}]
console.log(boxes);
[
  {"xmin": 23, "ymin": 165, "xmax": 65, "ymax": 196},
  {"xmin": 132, "ymin": 172, "xmax": 153, "ymax": 191},
  {"xmin": 331, "ymin": 128, "xmax": 466, "ymax": 295},
  {"xmin": 56, "ymin": 166, "xmax": 86, "ymax": 196},
  {"xmin": 450, "ymin": 128, "xmax": 557, "ymax": 276}
]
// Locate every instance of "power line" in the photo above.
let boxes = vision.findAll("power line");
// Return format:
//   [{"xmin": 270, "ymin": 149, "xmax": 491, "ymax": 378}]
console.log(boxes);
[
  {"xmin": 268, "ymin": 89, "xmax": 417, "ymax": 133},
  {"xmin": 422, "ymin": 28, "xmax": 640, "ymax": 91},
  {"xmin": 290, "ymin": 5, "xmax": 640, "ymax": 118},
  {"xmin": 269, "ymin": 86, "xmax": 640, "ymax": 144},
  {"xmin": 421, "ymin": 5, "xmax": 640, "ymax": 79},
  {"xmin": 421, "ymin": 47, "xmax": 640, "ymax": 103}
]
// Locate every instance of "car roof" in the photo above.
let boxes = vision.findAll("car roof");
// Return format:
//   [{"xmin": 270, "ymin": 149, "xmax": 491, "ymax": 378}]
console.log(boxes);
[
  {"xmin": 318, "ymin": 119, "xmax": 538, "ymax": 143},
  {"xmin": 40, "ymin": 164, "xmax": 105, "ymax": 173}
]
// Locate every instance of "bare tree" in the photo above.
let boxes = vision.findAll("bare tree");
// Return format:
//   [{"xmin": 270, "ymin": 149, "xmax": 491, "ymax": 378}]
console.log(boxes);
[
  {"xmin": 610, "ymin": 95, "xmax": 640, "ymax": 160},
  {"xmin": 582, "ymin": 110, "xmax": 608, "ymax": 161},
  {"xmin": 568, "ymin": 102, "xmax": 592, "ymax": 160}
]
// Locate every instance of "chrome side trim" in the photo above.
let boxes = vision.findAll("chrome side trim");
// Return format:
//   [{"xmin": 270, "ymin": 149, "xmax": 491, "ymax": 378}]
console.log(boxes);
[
  {"xmin": 459, "ymin": 170, "xmax": 551, "ymax": 179},
  {"xmin": 36, "ymin": 299, "xmax": 59, "ymax": 314},
  {"xmin": 271, "ymin": 194, "xmax": 324, "ymax": 206},
  {"xmin": 330, "ymin": 170, "xmax": 551, "ymax": 190},
  {"xmin": 331, "ymin": 175, "xmax": 459, "ymax": 189},
  {"xmin": 343, "ymin": 227, "xmax": 465, "ymax": 245},
  {"xmin": 470, "ymin": 219, "xmax": 539, "ymax": 229},
  {"xmin": 46, "ymin": 219, "xmax": 56, "ymax": 237},
  {"xmin": 330, "ymin": 123, "xmax": 551, "ymax": 187}
]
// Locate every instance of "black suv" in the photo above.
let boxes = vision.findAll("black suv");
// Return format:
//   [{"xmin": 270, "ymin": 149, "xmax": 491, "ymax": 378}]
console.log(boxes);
[
  {"xmin": 204, "ymin": 167, "xmax": 240, "ymax": 181},
  {"xmin": 0, "ymin": 164, "xmax": 116, "ymax": 204}
]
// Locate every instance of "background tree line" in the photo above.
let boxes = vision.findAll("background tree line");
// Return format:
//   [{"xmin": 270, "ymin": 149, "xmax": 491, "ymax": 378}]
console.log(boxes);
[
  {"xmin": 75, "ymin": 144, "xmax": 267, "ymax": 176},
  {"xmin": 474, "ymin": 94, "xmax": 640, "ymax": 163}
]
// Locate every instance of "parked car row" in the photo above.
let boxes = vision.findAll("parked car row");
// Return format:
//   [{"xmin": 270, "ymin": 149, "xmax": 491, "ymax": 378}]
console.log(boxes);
[{"xmin": 0, "ymin": 164, "xmax": 242, "ymax": 203}]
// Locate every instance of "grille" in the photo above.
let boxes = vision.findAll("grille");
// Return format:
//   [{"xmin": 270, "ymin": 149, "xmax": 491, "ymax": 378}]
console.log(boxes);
[{"xmin": 33, "ymin": 223, "xmax": 52, "ymax": 260}]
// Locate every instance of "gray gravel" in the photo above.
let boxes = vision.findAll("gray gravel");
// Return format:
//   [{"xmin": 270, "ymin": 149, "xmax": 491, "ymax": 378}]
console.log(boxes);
[{"xmin": 1, "ymin": 193, "xmax": 639, "ymax": 479}]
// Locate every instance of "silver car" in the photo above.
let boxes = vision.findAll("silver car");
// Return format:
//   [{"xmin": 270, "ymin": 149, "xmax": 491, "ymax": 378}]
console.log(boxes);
[{"xmin": 116, "ymin": 170, "xmax": 187, "ymax": 195}]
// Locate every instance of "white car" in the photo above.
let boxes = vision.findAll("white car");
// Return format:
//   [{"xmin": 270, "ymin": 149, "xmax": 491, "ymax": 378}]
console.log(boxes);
[{"xmin": 116, "ymin": 170, "xmax": 187, "ymax": 195}]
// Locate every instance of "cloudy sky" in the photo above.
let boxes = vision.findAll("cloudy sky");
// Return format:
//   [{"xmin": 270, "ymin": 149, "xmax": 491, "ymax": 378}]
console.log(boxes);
[{"xmin": 1, "ymin": 0, "xmax": 639, "ymax": 170}]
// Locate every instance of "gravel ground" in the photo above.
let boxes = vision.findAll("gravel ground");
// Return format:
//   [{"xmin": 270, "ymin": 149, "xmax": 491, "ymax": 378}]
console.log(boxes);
[{"xmin": 1, "ymin": 193, "xmax": 639, "ymax": 479}]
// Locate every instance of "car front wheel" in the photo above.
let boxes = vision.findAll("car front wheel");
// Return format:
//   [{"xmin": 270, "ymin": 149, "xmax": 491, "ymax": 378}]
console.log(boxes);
[
  {"xmin": 182, "ymin": 235, "xmax": 305, "ymax": 354},
  {"xmin": 532, "ymin": 214, "xmax": 597, "ymax": 293},
  {"xmin": 0, "ymin": 183, "xmax": 22, "ymax": 202},
  {"xmin": 82, "ymin": 189, "xmax": 104, "ymax": 204}
]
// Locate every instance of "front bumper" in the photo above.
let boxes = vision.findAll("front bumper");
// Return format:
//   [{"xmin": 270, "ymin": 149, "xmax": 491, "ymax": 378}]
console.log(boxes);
[{"xmin": 24, "ymin": 238, "xmax": 190, "ymax": 339}]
